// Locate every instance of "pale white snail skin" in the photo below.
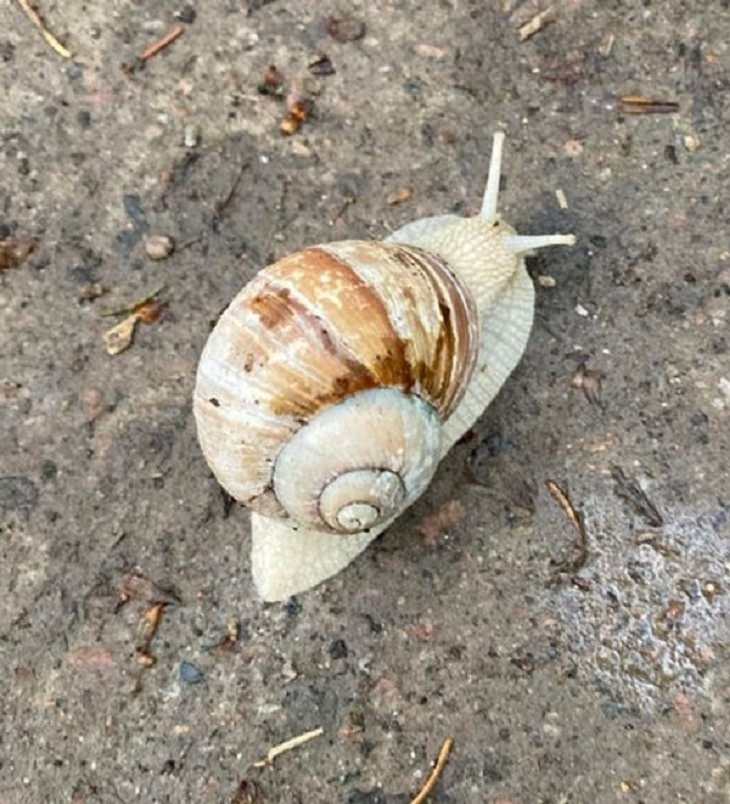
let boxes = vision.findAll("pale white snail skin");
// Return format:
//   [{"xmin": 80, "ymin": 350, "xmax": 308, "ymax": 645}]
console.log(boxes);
[{"xmin": 193, "ymin": 132, "xmax": 575, "ymax": 601}]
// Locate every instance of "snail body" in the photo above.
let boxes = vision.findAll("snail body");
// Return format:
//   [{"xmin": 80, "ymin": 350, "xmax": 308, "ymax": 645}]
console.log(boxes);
[{"xmin": 194, "ymin": 133, "xmax": 575, "ymax": 600}]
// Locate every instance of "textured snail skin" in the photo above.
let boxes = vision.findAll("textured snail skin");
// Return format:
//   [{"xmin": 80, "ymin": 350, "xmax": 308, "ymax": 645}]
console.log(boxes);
[{"xmin": 193, "ymin": 132, "xmax": 575, "ymax": 601}]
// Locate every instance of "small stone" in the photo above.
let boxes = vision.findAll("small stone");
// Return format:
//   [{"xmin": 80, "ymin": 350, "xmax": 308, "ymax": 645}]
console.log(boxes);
[
  {"xmin": 326, "ymin": 16, "xmax": 366, "ymax": 42},
  {"xmin": 183, "ymin": 124, "xmax": 199, "ymax": 148},
  {"xmin": 414, "ymin": 43, "xmax": 447, "ymax": 60},
  {"xmin": 174, "ymin": 5, "xmax": 196, "ymax": 23},
  {"xmin": 144, "ymin": 234, "xmax": 175, "ymax": 260},
  {"xmin": 136, "ymin": 651, "xmax": 156, "ymax": 667},
  {"xmin": 81, "ymin": 387, "xmax": 105, "ymax": 422},
  {"xmin": 537, "ymin": 274, "xmax": 556, "ymax": 288},
  {"xmin": 308, "ymin": 53, "xmax": 335, "ymax": 76},
  {"xmin": 290, "ymin": 140, "xmax": 313, "ymax": 158},
  {"xmin": 683, "ymin": 134, "xmax": 700, "ymax": 152},
  {"xmin": 575, "ymin": 303, "xmax": 589, "ymax": 317},
  {"xmin": 564, "ymin": 138, "xmax": 583, "ymax": 157},
  {"xmin": 78, "ymin": 282, "xmax": 106, "ymax": 302},
  {"xmin": 179, "ymin": 660, "xmax": 205, "ymax": 684}
]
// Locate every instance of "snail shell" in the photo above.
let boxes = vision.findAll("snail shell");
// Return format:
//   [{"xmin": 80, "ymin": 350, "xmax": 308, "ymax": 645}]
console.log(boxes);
[
  {"xmin": 193, "ymin": 132, "xmax": 576, "ymax": 601},
  {"xmin": 195, "ymin": 241, "xmax": 478, "ymax": 529}
]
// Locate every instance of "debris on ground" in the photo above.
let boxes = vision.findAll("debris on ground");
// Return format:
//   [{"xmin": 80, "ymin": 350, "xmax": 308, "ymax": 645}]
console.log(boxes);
[
  {"xmin": 14, "ymin": 0, "xmax": 72, "ymax": 58},
  {"xmin": 571, "ymin": 363, "xmax": 604, "ymax": 407},
  {"xmin": 618, "ymin": 96, "xmax": 679, "ymax": 115},
  {"xmin": 610, "ymin": 465, "xmax": 664, "ymax": 526},
  {"xmin": 0, "ymin": 238, "xmax": 37, "ymax": 271},
  {"xmin": 101, "ymin": 286, "xmax": 167, "ymax": 355},
  {"xmin": 140, "ymin": 24, "xmax": 185, "ymax": 62},
  {"xmin": 518, "ymin": 7, "xmax": 555, "ymax": 41},
  {"xmin": 325, "ymin": 16, "xmax": 366, "ymax": 43},
  {"xmin": 410, "ymin": 737, "xmax": 454, "ymax": 804},
  {"xmin": 308, "ymin": 53, "xmax": 335, "ymax": 76},
  {"xmin": 252, "ymin": 728, "xmax": 324, "ymax": 768},
  {"xmin": 144, "ymin": 234, "xmax": 175, "ymax": 260},
  {"xmin": 546, "ymin": 479, "xmax": 589, "ymax": 578},
  {"xmin": 387, "ymin": 187, "xmax": 413, "ymax": 206}
]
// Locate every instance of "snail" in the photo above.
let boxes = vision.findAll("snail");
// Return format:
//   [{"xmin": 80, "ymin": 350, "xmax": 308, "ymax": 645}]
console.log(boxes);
[{"xmin": 193, "ymin": 132, "xmax": 575, "ymax": 601}]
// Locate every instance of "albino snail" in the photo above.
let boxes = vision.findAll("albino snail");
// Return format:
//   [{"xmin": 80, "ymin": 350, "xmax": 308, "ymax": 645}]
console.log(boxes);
[{"xmin": 193, "ymin": 132, "xmax": 575, "ymax": 601}]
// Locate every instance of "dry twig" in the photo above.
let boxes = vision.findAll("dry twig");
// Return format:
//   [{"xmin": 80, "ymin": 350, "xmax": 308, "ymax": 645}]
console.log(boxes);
[
  {"xmin": 140, "ymin": 24, "xmax": 185, "ymax": 62},
  {"xmin": 411, "ymin": 737, "xmax": 454, "ymax": 804},
  {"xmin": 546, "ymin": 480, "xmax": 589, "ymax": 576},
  {"xmin": 100, "ymin": 286, "xmax": 166, "ymax": 318},
  {"xmin": 519, "ymin": 7, "xmax": 554, "ymax": 41},
  {"xmin": 15, "ymin": 0, "xmax": 72, "ymax": 58},
  {"xmin": 252, "ymin": 728, "xmax": 324, "ymax": 768},
  {"xmin": 618, "ymin": 96, "xmax": 679, "ymax": 115}
]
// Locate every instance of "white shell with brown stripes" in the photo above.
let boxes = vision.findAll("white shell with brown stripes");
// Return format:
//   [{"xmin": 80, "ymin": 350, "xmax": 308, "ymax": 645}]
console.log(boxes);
[{"xmin": 193, "ymin": 132, "xmax": 576, "ymax": 601}]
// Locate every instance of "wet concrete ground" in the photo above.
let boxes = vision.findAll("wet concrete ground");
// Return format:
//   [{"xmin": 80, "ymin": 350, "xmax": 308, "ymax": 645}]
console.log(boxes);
[{"xmin": 1, "ymin": 1, "xmax": 729, "ymax": 801}]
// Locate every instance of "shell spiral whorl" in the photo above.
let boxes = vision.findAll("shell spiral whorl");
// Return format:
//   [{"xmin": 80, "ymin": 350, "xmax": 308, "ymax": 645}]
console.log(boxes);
[{"xmin": 193, "ymin": 240, "xmax": 479, "ymax": 533}]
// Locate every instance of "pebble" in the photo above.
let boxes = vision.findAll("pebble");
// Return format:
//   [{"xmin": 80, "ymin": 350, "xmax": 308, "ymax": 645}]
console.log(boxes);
[
  {"xmin": 179, "ymin": 660, "xmax": 205, "ymax": 684},
  {"xmin": 183, "ymin": 124, "xmax": 199, "ymax": 148},
  {"xmin": 683, "ymin": 134, "xmax": 700, "ymax": 152},
  {"xmin": 537, "ymin": 274, "xmax": 557, "ymax": 288},
  {"xmin": 564, "ymin": 139, "xmax": 583, "ymax": 157},
  {"xmin": 144, "ymin": 234, "xmax": 175, "ymax": 260},
  {"xmin": 575, "ymin": 303, "xmax": 590, "ymax": 317}
]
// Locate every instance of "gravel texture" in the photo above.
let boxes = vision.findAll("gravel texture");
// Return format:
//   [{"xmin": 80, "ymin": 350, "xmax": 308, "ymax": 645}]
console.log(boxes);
[{"xmin": 1, "ymin": 1, "xmax": 729, "ymax": 802}]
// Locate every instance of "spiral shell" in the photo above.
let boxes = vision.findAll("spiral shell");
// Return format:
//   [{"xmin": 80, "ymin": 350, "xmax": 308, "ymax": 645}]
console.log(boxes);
[{"xmin": 193, "ymin": 240, "xmax": 479, "ymax": 531}]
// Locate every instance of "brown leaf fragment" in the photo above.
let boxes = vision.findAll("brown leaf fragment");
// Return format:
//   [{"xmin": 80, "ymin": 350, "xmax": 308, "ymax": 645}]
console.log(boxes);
[
  {"xmin": 103, "ymin": 313, "xmax": 138, "ymax": 355},
  {"xmin": 135, "ymin": 298, "xmax": 165, "ymax": 324},
  {"xmin": 0, "ymin": 238, "xmax": 37, "ymax": 271},
  {"xmin": 417, "ymin": 500, "xmax": 465, "ymax": 545},
  {"xmin": 387, "ymin": 187, "xmax": 413, "ymax": 206},
  {"xmin": 519, "ymin": 7, "xmax": 555, "ymax": 41},
  {"xmin": 326, "ymin": 16, "xmax": 366, "ymax": 42},
  {"xmin": 610, "ymin": 466, "xmax": 663, "ymax": 526},
  {"xmin": 618, "ymin": 96, "xmax": 679, "ymax": 115},
  {"xmin": 308, "ymin": 53, "xmax": 335, "ymax": 76},
  {"xmin": 140, "ymin": 602, "xmax": 166, "ymax": 643},
  {"xmin": 101, "ymin": 286, "xmax": 166, "ymax": 318},
  {"xmin": 280, "ymin": 99, "xmax": 313, "ymax": 136},
  {"xmin": 571, "ymin": 363, "xmax": 604, "ymax": 407}
]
